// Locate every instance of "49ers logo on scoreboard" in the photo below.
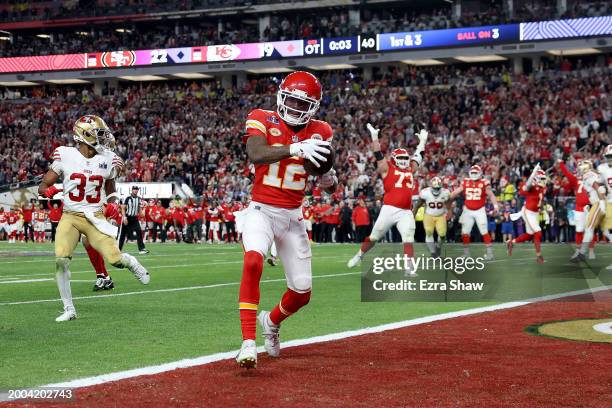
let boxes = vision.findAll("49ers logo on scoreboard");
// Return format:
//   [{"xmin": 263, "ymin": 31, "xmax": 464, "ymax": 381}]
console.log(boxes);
[{"xmin": 101, "ymin": 51, "xmax": 136, "ymax": 68}]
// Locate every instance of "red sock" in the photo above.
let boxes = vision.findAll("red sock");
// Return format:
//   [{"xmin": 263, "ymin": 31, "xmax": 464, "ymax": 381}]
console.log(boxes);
[
  {"xmin": 461, "ymin": 234, "xmax": 470, "ymax": 245},
  {"xmin": 239, "ymin": 251, "xmax": 264, "ymax": 340},
  {"xmin": 533, "ymin": 231, "xmax": 542, "ymax": 253},
  {"xmin": 403, "ymin": 242, "xmax": 414, "ymax": 258},
  {"xmin": 360, "ymin": 236, "xmax": 375, "ymax": 253},
  {"xmin": 482, "ymin": 233, "xmax": 492, "ymax": 245},
  {"xmin": 576, "ymin": 231, "xmax": 583, "ymax": 245},
  {"xmin": 514, "ymin": 233, "xmax": 532, "ymax": 243},
  {"xmin": 269, "ymin": 288, "xmax": 311, "ymax": 325},
  {"xmin": 307, "ymin": 230, "xmax": 312, "ymax": 240},
  {"xmin": 85, "ymin": 244, "xmax": 108, "ymax": 277}
]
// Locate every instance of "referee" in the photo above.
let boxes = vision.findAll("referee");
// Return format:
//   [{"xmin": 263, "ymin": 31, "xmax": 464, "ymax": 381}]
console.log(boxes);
[{"xmin": 119, "ymin": 186, "xmax": 149, "ymax": 254}]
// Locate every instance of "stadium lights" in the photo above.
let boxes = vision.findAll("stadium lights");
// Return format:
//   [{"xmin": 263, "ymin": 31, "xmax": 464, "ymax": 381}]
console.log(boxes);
[
  {"xmin": 76, "ymin": 31, "xmax": 89, "ymax": 36},
  {"xmin": 401, "ymin": 59, "xmax": 444, "ymax": 66},
  {"xmin": 454, "ymin": 55, "xmax": 507, "ymax": 62},
  {"xmin": 172, "ymin": 73, "xmax": 213, "ymax": 79},
  {"xmin": 0, "ymin": 81, "xmax": 38, "ymax": 86},
  {"xmin": 307, "ymin": 64, "xmax": 358, "ymax": 70},
  {"xmin": 547, "ymin": 48, "xmax": 601, "ymax": 56},
  {"xmin": 46, "ymin": 79, "xmax": 91, "ymax": 84},
  {"xmin": 0, "ymin": 36, "xmax": 10, "ymax": 41},
  {"xmin": 115, "ymin": 28, "xmax": 132, "ymax": 33},
  {"xmin": 247, "ymin": 67, "xmax": 294, "ymax": 74},
  {"xmin": 118, "ymin": 75, "xmax": 167, "ymax": 81},
  {"xmin": 36, "ymin": 34, "xmax": 51, "ymax": 39}
]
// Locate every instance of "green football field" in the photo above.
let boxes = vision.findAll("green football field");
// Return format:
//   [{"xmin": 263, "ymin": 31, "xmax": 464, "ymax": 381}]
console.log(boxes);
[{"xmin": 0, "ymin": 241, "xmax": 610, "ymax": 389}]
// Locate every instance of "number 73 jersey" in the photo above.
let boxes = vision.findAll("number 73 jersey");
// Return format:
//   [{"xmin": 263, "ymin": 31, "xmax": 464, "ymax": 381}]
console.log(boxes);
[
  {"xmin": 382, "ymin": 162, "xmax": 416, "ymax": 210},
  {"xmin": 245, "ymin": 109, "xmax": 333, "ymax": 209},
  {"xmin": 50, "ymin": 146, "xmax": 123, "ymax": 213}
]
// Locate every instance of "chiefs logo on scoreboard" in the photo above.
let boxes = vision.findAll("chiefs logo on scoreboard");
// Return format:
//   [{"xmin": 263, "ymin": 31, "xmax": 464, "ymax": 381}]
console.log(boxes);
[
  {"xmin": 100, "ymin": 50, "xmax": 136, "ymax": 68},
  {"xmin": 207, "ymin": 45, "xmax": 241, "ymax": 62}
]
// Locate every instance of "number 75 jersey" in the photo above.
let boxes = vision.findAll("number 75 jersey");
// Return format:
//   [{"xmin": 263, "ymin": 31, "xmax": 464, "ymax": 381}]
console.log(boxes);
[
  {"xmin": 244, "ymin": 109, "xmax": 333, "ymax": 209},
  {"xmin": 50, "ymin": 146, "xmax": 123, "ymax": 213}
]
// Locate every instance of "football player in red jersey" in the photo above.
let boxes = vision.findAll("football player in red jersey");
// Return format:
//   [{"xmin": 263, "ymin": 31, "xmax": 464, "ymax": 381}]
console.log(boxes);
[
  {"xmin": 506, "ymin": 165, "xmax": 547, "ymax": 264},
  {"xmin": 33, "ymin": 203, "xmax": 48, "ymax": 242},
  {"xmin": 302, "ymin": 199, "xmax": 314, "ymax": 241},
  {"xmin": 236, "ymin": 71, "xmax": 335, "ymax": 368},
  {"xmin": 450, "ymin": 165, "xmax": 499, "ymax": 260},
  {"xmin": 0, "ymin": 207, "xmax": 8, "ymax": 241},
  {"xmin": 347, "ymin": 123, "xmax": 428, "ymax": 275},
  {"xmin": 558, "ymin": 159, "xmax": 596, "ymax": 259}
]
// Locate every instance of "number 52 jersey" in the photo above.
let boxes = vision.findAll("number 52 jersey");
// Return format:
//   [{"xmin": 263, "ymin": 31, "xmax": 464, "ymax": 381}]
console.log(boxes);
[
  {"xmin": 50, "ymin": 146, "xmax": 124, "ymax": 213},
  {"xmin": 245, "ymin": 109, "xmax": 332, "ymax": 209}
]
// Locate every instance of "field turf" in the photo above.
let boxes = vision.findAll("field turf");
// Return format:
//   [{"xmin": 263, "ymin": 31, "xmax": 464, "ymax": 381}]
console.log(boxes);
[{"xmin": 0, "ymin": 241, "xmax": 609, "ymax": 389}]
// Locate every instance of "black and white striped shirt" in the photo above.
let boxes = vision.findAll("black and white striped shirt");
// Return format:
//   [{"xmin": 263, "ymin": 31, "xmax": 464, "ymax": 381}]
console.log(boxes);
[{"xmin": 123, "ymin": 196, "xmax": 141, "ymax": 218}]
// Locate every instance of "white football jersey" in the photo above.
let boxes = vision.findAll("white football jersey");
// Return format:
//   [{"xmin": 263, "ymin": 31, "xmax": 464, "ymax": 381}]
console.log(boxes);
[
  {"xmin": 596, "ymin": 163, "xmax": 612, "ymax": 203},
  {"xmin": 50, "ymin": 146, "xmax": 123, "ymax": 213},
  {"xmin": 420, "ymin": 187, "xmax": 450, "ymax": 216},
  {"xmin": 581, "ymin": 170, "xmax": 601, "ymax": 205}
]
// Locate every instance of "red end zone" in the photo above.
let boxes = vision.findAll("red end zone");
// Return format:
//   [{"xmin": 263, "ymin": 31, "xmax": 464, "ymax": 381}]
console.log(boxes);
[{"xmin": 5, "ymin": 293, "xmax": 611, "ymax": 408}]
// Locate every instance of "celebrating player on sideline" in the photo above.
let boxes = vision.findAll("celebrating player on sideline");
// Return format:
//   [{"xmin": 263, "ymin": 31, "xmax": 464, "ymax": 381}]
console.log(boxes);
[
  {"xmin": 450, "ymin": 165, "xmax": 499, "ymax": 260},
  {"xmin": 596, "ymin": 144, "xmax": 612, "ymax": 243},
  {"xmin": 38, "ymin": 115, "xmax": 150, "ymax": 322},
  {"xmin": 236, "ymin": 71, "xmax": 336, "ymax": 368},
  {"xmin": 413, "ymin": 176, "xmax": 451, "ymax": 257},
  {"xmin": 506, "ymin": 164, "xmax": 547, "ymax": 264},
  {"xmin": 347, "ymin": 122, "xmax": 427, "ymax": 275}
]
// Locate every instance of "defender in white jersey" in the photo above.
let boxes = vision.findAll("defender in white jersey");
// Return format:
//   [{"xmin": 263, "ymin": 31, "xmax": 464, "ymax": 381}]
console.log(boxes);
[
  {"xmin": 597, "ymin": 144, "xmax": 612, "ymax": 235},
  {"xmin": 570, "ymin": 159, "xmax": 607, "ymax": 263},
  {"xmin": 413, "ymin": 176, "xmax": 451, "ymax": 257},
  {"xmin": 38, "ymin": 115, "xmax": 150, "ymax": 322}
]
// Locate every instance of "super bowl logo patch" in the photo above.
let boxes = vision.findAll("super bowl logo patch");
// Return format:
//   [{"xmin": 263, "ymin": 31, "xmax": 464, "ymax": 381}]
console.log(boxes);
[
  {"xmin": 310, "ymin": 133, "xmax": 322, "ymax": 140},
  {"xmin": 266, "ymin": 116, "xmax": 279, "ymax": 125},
  {"xmin": 292, "ymin": 135, "xmax": 299, "ymax": 142},
  {"xmin": 269, "ymin": 128, "xmax": 282, "ymax": 137}
]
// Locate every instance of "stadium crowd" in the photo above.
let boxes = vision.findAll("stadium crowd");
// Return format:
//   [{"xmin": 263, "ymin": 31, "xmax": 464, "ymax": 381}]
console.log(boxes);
[
  {"xmin": 0, "ymin": 57, "xmax": 610, "ymax": 244},
  {"xmin": 0, "ymin": 1, "xmax": 610, "ymax": 57}
]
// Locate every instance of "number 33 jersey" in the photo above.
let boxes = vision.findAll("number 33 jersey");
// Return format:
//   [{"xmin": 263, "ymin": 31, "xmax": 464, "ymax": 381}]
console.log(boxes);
[
  {"xmin": 245, "ymin": 109, "xmax": 333, "ymax": 209},
  {"xmin": 50, "ymin": 146, "xmax": 124, "ymax": 213}
]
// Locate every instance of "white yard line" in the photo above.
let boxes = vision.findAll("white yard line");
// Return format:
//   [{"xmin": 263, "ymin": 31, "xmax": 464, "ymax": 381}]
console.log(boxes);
[
  {"xmin": 0, "ymin": 271, "xmax": 358, "ymax": 305},
  {"xmin": 27, "ymin": 284, "xmax": 609, "ymax": 392}
]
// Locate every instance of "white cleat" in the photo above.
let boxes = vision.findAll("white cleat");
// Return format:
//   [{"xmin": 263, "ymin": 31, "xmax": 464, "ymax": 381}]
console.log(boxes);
[
  {"xmin": 483, "ymin": 252, "xmax": 494, "ymax": 261},
  {"xmin": 55, "ymin": 309, "xmax": 77, "ymax": 322},
  {"xmin": 588, "ymin": 250, "xmax": 596, "ymax": 260},
  {"xmin": 236, "ymin": 339, "xmax": 257, "ymax": 369},
  {"xmin": 122, "ymin": 253, "xmax": 150, "ymax": 284},
  {"xmin": 606, "ymin": 264, "xmax": 612, "ymax": 270},
  {"xmin": 347, "ymin": 254, "xmax": 361, "ymax": 268},
  {"xmin": 258, "ymin": 311, "xmax": 280, "ymax": 357}
]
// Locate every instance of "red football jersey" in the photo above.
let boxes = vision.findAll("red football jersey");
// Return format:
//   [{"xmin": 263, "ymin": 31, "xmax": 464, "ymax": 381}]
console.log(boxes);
[
  {"xmin": 7, "ymin": 212, "xmax": 18, "ymax": 224},
  {"xmin": 520, "ymin": 186, "xmax": 545, "ymax": 212},
  {"xmin": 34, "ymin": 210, "xmax": 47, "ymax": 222},
  {"xmin": 245, "ymin": 109, "xmax": 333, "ymax": 209},
  {"xmin": 383, "ymin": 162, "xmax": 415, "ymax": 210},
  {"xmin": 0, "ymin": 211, "xmax": 6, "ymax": 223},
  {"xmin": 461, "ymin": 178, "xmax": 489, "ymax": 210}
]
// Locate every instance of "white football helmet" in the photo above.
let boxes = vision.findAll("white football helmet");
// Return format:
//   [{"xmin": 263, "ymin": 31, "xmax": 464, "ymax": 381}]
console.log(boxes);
[
  {"xmin": 469, "ymin": 165, "xmax": 482, "ymax": 180},
  {"xmin": 604, "ymin": 144, "xmax": 612, "ymax": 165}
]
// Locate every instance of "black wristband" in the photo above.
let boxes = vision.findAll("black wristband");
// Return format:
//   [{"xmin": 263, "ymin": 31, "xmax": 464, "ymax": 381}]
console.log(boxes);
[{"xmin": 374, "ymin": 151, "xmax": 384, "ymax": 161}]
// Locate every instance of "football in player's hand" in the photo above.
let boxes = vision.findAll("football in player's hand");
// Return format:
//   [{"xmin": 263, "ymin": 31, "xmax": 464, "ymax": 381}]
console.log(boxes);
[{"xmin": 304, "ymin": 149, "xmax": 334, "ymax": 176}]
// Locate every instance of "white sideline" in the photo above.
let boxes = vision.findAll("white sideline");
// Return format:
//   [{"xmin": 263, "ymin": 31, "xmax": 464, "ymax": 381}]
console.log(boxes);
[{"xmin": 35, "ymin": 284, "xmax": 611, "ymax": 391}]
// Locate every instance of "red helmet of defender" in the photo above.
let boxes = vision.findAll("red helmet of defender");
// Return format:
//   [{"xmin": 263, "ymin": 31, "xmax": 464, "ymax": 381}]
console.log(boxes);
[
  {"xmin": 277, "ymin": 71, "xmax": 322, "ymax": 126},
  {"xmin": 469, "ymin": 165, "xmax": 482, "ymax": 180},
  {"xmin": 391, "ymin": 148, "xmax": 410, "ymax": 170}
]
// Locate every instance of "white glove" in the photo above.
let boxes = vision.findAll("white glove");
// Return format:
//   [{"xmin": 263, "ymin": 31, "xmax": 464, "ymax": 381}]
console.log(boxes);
[
  {"xmin": 414, "ymin": 128, "xmax": 428, "ymax": 155},
  {"xmin": 417, "ymin": 128, "xmax": 428, "ymax": 147},
  {"xmin": 289, "ymin": 139, "xmax": 331, "ymax": 168},
  {"xmin": 319, "ymin": 169, "xmax": 337, "ymax": 189},
  {"xmin": 366, "ymin": 123, "xmax": 379, "ymax": 141},
  {"xmin": 599, "ymin": 200, "xmax": 607, "ymax": 215}
]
